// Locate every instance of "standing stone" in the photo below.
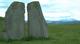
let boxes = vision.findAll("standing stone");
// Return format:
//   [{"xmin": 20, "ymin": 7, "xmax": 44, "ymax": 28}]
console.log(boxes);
[
  {"xmin": 5, "ymin": 1, "xmax": 25, "ymax": 40},
  {"xmin": 27, "ymin": 1, "xmax": 48, "ymax": 38}
]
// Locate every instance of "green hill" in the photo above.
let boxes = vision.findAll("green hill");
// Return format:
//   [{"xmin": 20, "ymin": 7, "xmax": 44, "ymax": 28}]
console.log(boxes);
[{"xmin": 0, "ymin": 17, "xmax": 5, "ymax": 32}]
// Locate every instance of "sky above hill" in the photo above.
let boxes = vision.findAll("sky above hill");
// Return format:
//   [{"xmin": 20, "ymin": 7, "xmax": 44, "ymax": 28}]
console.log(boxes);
[{"xmin": 0, "ymin": 0, "xmax": 80, "ymax": 21}]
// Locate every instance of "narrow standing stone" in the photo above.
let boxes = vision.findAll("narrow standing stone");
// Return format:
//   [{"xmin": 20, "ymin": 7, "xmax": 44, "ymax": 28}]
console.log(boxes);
[
  {"xmin": 5, "ymin": 1, "xmax": 25, "ymax": 40},
  {"xmin": 27, "ymin": 1, "xmax": 48, "ymax": 38}
]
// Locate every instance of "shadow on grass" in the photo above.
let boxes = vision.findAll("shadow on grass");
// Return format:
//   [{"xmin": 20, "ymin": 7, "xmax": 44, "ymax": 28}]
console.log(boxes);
[
  {"xmin": 23, "ymin": 36, "xmax": 56, "ymax": 41},
  {"xmin": 0, "ymin": 36, "xmax": 55, "ymax": 43}
]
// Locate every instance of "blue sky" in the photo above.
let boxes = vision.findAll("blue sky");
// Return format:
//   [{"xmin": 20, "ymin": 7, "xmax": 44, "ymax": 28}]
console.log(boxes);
[{"xmin": 0, "ymin": 0, "xmax": 80, "ymax": 21}]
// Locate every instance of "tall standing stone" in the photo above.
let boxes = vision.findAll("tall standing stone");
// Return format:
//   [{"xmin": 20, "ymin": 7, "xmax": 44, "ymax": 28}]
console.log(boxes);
[
  {"xmin": 5, "ymin": 1, "xmax": 25, "ymax": 40},
  {"xmin": 27, "ymin": 1, "xmax": 48, "ymax": 38}
]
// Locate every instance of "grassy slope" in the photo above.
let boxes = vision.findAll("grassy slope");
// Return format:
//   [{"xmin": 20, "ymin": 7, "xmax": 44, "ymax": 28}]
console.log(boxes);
[
  {"xmin": 0, "ymin": 17, "xmax": 5, "ymax": 32},
  {"xmin": 7, "ymin": 24, "xmax": 80, "ymax": 44},
  {"xmin": 0, "ymin": 17, "xmax": 80, "ymax": 44},
  {"xmin": 48, "ymin": 24, "xmax": 80, "ymax": 44}
]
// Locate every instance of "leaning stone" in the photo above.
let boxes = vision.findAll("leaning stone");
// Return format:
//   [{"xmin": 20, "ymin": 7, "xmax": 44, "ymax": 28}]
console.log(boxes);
[
  {"xmin": 27, "ymin": 1, "xmax": 48, "ymax": 38},
  {"xmin": 5, "ymin": 1, "xmax": 25, "ymax": 40}
]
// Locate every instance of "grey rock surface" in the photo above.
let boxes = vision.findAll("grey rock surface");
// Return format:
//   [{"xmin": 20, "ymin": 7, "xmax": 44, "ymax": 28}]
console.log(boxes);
[
  {"xmin": 27, "ymin": 1, "xmax": 48, "ymax": 38},
  {"xmin": 5, "ymin": 1, "xmax": 25, "ymax": 40}
]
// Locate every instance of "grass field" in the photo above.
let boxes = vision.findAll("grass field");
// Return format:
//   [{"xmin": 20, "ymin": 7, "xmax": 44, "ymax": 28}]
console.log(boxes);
[{"xmin": 0, "ymin": 22, "xmax": 80, "ymax": 44}]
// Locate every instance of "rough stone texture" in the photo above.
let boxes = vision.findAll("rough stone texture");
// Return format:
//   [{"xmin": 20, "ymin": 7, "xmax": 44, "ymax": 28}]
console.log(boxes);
[
  {"xmin": 27, "ymin": 1, "xmax": 48, "ymax": 38},
  {"xmin": 5, "ymin": 1, "xmax": 25, "ymax": 40}
]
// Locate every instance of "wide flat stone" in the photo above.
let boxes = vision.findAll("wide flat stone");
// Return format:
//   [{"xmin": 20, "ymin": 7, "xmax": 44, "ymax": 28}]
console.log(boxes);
[{"xmin": 5, "ymin": 1, "xmax": 25, "ymax": 40}]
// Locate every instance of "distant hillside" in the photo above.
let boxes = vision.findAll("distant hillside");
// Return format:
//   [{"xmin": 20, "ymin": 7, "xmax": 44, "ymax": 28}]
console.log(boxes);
[{"xmin": 46, "ymin": 20, "xmax": 80, "ymax": 24}]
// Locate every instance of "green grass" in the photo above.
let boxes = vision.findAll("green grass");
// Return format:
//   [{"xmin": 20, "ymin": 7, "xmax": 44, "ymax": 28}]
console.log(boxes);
[
  {"xmin": 0, "ymin": 17, "xmax": 5, "ymax": 32},
  {"xmin": 0, "ymin": 24, "xmax": 80, "ymax": 44},
  {"xmin": 0, "ymin": 17, "xmax": 80, "ymax": 44},
  {"xmin": 48, "ymin": 24, "xmax": 80, "ymax": 44}
]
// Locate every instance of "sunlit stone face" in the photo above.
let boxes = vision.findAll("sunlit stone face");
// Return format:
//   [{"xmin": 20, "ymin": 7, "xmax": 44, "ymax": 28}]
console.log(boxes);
[
  {"xmin": 27, "ymin": 1, "xmax": 48, "ymax": 38},
  {"xmin": 5, "ymin": 1, "xmax": 25, "ymax": 40}
]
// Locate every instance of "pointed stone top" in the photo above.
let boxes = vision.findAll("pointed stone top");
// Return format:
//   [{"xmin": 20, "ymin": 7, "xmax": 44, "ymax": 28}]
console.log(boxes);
[
  {"xmin": 28, "ymin": 1, "xmax": 40, "ymax": 6},
  {"xmin": 29, "ymin": 1, "xmax": 39, "ymax": 3},
  {"xmin": 27, "ymin": 1, "xmax": 41, "ymax": 9}
]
